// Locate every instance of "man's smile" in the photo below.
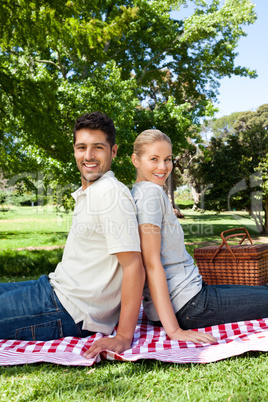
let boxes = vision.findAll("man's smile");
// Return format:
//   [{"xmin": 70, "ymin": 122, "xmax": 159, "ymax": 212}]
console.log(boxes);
[{"xmin": 84, "ymin": 162, "xmax": 99, "ymax": 169}]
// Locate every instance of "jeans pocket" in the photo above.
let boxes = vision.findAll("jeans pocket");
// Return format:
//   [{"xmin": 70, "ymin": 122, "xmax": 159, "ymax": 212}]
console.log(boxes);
[{"xmin": 15, "ymin": 319, "xmax": 63, "ymax": 341}]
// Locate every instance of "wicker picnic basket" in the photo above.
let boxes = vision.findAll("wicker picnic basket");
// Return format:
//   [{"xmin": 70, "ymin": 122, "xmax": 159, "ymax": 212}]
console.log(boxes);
[{"xmin": 193, "ymin": 227, "xmax": 268, "ymax": 285}]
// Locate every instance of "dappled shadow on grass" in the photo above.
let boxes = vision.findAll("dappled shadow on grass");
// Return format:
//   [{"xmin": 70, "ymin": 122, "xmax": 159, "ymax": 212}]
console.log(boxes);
[
  {"xmin": 0, "ymin": 231, "xmax": 68, "ymax": 237},
  {"xmin": 0, "ymin": 208, "xmax": 11, "ymax": 215},
  {"xmin": 0, "ymin": 249, "xmax": 63, "ymax": 278},
  {"xmin": 181, "ymin": 213, "xmax": 256, "ymax": 224},
  {"xmin": 180, "ymin": 211, "xmax": 259, "ymax": 242},
  {"xmin": 0, "ymin": 231, "xmax": 68, "ymax": 239},
  {"xmin": 181, "ymin": 210, "xmax": 255, "ymax": 220},
  {"xmin": 0, "ymin": 231, "xmax": 68, "ymax": 250},
  {"xmin": 183, "ymin": 222, "xmax": 258, "ymax": 238}
]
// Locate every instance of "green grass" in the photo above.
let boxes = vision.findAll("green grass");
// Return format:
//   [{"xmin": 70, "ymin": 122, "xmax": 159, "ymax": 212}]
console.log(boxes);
[
  {"xmin": 1, "ymin": 354, "xmax": 268, "ymax": 401},
  {"xmin": 0, "ymin": 249, "xmax": 64, "ymax": 279},
  {"xmin": 179, "ymin": 210, "xmax": 260, "ymax": 244},
  {"xmin": 0, "ymin": 206, "xmax": 268, "ymax": 401},
  {"xmin": 0, "ymin": 205, "xmax": 70, "ymax": 278},
  {"xmin": 0, "ymin": 205, "xmax": 72, "ymax": 250}
]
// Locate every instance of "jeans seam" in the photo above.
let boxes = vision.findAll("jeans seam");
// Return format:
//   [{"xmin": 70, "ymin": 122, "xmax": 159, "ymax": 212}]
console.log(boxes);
[
  {"xmin": 76, "ymin": 323, "xmax": 83, "ymax": 337},
  {"xmin": 15, "ymin": 319, "xmax": 63, "ymax": 340},
  {"xmin": 50, "ymin": 286, "xmax": 61, "ymax": 311},
  {"xmin": 184, "ymin": 314, "xmax": 225, "ymax": 325},
  {"xmin": 2, "ymin": 310, "xmax": 65, "ymax": 323},
  {"xmin": 190, "ymin": 289, "xmax": 202, "ymax": 305}
]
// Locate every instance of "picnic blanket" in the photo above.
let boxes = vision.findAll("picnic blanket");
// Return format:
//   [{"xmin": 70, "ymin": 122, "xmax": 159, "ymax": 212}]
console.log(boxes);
[{"xmin": 1, "ymin": 305, "xmax": 268, "ymax": 366}]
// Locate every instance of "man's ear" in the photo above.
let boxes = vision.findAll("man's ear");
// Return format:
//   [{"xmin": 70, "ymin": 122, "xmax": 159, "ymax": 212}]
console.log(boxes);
[
  {"xmin": 131, "ymin": 153, "xmax": 139, "ymax": 168},
  {"xmin": 112, "ymin": 144, "xmax": 118, "ymax": 159}
]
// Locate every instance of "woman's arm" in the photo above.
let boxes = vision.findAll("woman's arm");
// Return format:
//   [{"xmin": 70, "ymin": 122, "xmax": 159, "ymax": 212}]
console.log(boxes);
[{"xmin": 139, "ymin": 223, "xmax": 216, "ymax": 344}]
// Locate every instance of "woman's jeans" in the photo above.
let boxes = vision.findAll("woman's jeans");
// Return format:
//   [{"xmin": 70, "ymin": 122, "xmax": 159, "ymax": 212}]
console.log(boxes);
[
  {"xmin": 0, "ymin": 275, "xmax": 93, "ymax": 341},
  {"xmin": 176, "ymin": 282, "xmax": 268, "ymax": 330}
]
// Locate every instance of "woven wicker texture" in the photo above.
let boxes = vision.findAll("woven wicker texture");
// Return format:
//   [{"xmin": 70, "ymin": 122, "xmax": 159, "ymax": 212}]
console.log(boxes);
[{"xmin": 194, "ymin": 228, "xmax": 268, "ymax": 285}]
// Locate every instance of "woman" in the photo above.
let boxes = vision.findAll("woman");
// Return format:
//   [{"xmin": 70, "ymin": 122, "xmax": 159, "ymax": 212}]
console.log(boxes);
[{"xmin": 131, "ymin": 129, "xmax": 268, "ymax": 344}]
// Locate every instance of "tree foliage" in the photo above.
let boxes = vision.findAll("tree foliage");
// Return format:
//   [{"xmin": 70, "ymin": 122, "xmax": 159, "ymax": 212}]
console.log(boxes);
[
  {"xmin": 0, "ymin": 0, "xmax": 257, "ymax": 204},
  {"xmin": 192, "ymin": 104, "xmax": 268, "ymax": 233},
  {"xmin": 201, "ymin": 111, "xmax": 243, "ymax": 140}
]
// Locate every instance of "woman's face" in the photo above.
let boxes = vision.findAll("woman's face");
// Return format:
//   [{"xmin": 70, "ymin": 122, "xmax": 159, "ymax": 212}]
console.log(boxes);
[{"xmin": 132, "ymin": 140, "xmax": 173, "ymax": 186}]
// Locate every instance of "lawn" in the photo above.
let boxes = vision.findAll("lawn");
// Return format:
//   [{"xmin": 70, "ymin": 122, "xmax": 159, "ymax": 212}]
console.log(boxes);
[
  {"xmin": 0, "ymin": 205, "xmax": 72, "ymax": 250},
  {"xmin": 0, "ymin": 205, "xmax": 71, "ymax": 279},
  {"xmin": 0, "ymin": 205, "xmax": 268, "ymax": 401}
]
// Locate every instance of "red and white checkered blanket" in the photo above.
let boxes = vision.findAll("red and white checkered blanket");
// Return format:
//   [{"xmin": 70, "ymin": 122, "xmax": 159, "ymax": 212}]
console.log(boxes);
[{"xmin": 1, "ymin": 305, "xmax": 268, "ymax": 366}]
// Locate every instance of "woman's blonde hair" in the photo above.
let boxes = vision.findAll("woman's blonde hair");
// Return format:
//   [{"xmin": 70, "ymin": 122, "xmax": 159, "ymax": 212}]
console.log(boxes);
[{"xmin": 133, "ymin": 129, "xmax": 172, "ymax": 157}]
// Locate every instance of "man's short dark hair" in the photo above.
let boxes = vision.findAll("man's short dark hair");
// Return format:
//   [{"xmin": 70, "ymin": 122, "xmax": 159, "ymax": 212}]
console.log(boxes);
[{"xmin": 73, "ymin": 112, "xmax": 116, "ymax": 148}]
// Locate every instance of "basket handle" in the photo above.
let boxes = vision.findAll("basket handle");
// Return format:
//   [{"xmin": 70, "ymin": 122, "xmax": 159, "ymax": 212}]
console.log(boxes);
[{"xmin": 210, "ymin": 227, "xmax": 253, "ymax": 262}]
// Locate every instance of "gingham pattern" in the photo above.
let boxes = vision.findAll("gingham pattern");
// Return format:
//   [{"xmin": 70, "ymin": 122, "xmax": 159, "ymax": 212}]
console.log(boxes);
[{"xmin": 1, "ymin": 305, "xmax": 268, "ymax": 366}]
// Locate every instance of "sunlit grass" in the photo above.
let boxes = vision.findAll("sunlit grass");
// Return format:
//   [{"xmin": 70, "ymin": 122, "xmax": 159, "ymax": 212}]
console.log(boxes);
[
  {"xmin": 180, "ymin": 210, "xmax": 260, "ymax": 244},
  {"xmin": 1, "ymin": 353, "xmax": 268, "ymax": 401},
  {"xmin": 0, "ymin": 205, "xmax": 72, "ymax": 250},
  {"xmin": 0, "ymin": 206, "xmax": 268, "ymax": 400}
]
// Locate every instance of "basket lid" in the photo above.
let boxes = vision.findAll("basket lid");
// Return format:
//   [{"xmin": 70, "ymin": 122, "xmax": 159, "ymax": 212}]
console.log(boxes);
[{"xmin": 194, "ymin": 243, "xmax": 268, "ymax": 257}]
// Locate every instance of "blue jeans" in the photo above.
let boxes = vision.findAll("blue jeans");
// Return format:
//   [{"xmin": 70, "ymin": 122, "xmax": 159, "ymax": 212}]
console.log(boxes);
[
  {"xmin": 176, "ymin": 282, "xmax": 268, "ymax": 329},
  {"xmin": 0, "ymin": 275, "xmax": 93, "ymax": 340}
]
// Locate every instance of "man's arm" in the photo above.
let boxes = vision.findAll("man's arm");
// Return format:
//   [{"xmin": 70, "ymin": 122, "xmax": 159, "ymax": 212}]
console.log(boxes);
[
  {"xmin": 83, "ymin": 251, "xmax": 145, "ymax": 359},
  {"xmin": 138, "ymin": 224, "xmax": 216, "ymax": 344}
]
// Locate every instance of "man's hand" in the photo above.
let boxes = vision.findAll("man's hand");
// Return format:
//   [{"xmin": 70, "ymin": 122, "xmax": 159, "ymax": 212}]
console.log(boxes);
[
  {"xmin": 169, "ymin": 328, "xmax": 217, "ymax": 344},
  {"xmin": 83, "ymin": 251, "xmax": 144, "ymax": 360},
  {"xmin": 83, "ymin": 334, "xmax": 131, "ymax": 359}
]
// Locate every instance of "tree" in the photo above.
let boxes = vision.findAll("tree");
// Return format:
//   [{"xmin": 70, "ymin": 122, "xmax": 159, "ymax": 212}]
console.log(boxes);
[
  {"xmin": 0, "ymin": 0, "xmax": 257, "ymax": 206},
  {"xmin": 256, "ymin": 156, "xmax": 268, "ymax": 234},
  {"xmin": 198, "ymin": 135, "xmax": 249, "ymax": 210},
  {"xmin": 191, "ymin": 104, "xmax": 268, "ymax": 233},
  {"xmin": 201, "ymin": 111, "xmax": 243, "ymax": 140},
  {"xmin": 234, "ymin": 104, "xmax": 268, "ymax": 166}
]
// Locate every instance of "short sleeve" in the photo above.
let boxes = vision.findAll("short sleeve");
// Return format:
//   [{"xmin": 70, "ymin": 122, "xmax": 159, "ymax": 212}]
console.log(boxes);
[
  {"xmin": 132, "ymin": 184, "xmax": 165, "ymax": 229},
  {"xmin": 98, "ymin": 187, "xmax": 141, "ymax": 255}
]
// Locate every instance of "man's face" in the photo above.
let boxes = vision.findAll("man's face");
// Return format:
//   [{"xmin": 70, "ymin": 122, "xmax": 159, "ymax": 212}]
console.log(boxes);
[{"xmin": 74, "ymin": 129, "xmax": 117, "ymax": 190}]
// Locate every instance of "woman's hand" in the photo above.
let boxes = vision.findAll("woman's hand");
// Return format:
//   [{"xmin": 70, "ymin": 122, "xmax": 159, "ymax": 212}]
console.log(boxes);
[{"xmin": 168, "ymin": 327, "xmax": 217, "ymax": 344}]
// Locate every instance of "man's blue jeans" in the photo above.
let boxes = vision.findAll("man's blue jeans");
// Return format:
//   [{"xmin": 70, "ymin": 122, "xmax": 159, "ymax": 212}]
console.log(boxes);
[
  {"xmin": 176, "ymin": 282, "xmax": 268, "ymax": 329},
  {"xmin": 0, "ymin": 275, "xmax": 93, "ymax": 341}
]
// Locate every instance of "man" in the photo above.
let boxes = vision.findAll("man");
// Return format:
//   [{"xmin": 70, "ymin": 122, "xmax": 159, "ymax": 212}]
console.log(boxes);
[{"xmin": 0, "ymin": 112, "xmax": 145, "ymax": 358}]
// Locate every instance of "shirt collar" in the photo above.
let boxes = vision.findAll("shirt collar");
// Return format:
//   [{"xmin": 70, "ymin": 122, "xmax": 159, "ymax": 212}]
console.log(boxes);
[{"xmin": 72, "ymin": 170, "xmax": 115, "ymax": 201}]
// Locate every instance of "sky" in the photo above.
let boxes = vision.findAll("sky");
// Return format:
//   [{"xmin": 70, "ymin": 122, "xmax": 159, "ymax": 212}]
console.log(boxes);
[
  {"xmin": 214, "ymin": 0, "xmax": 268, "ymax": 118},
  {"xmin": 172, "ymin": 0, "xmax": 268, "ymax": 118}
]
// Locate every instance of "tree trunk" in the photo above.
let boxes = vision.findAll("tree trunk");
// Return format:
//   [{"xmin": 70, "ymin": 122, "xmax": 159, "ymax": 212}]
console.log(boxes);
[
  {"xmin": 250, "ymin": 192, "xmax": 266, "ymax": 234},
  {"xmin": 190, "ymin": 184, "xmax": 201, "ymax": 210},
  {"xmin": 165, "ymin": 168, "xmax": 184, "ymax": 218}
]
